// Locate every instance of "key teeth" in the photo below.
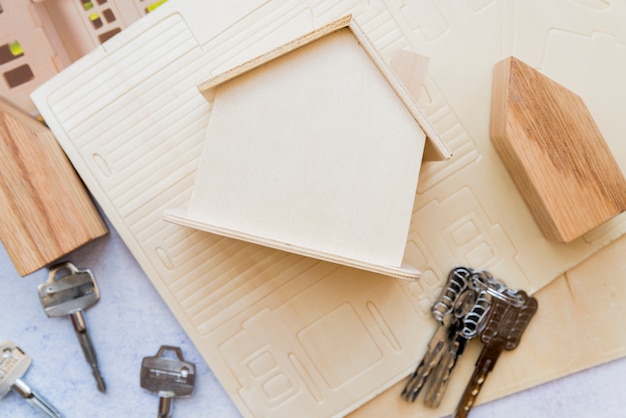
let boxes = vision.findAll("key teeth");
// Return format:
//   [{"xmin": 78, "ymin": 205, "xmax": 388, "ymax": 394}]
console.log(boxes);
[
  {"xmin": 423, "ymin": 356, "xmax": 454, "ymax": 408},
  {"xmin": 402, "ymin": 267, "xmax": 488, "ymax": 407},
  {"xmin": 12, "ymin": 379, "xmax": 65, "ymax": 418},
  {"xmin": 455, "ymin": 366, "xmax": 489, "ymax": 418},
  {"xmin": 401, "ymin": 359, "xmax": 430, "ymax": 401},
  {"xmin": 94, "ymin": 370, "xmax": 106, "ymax": 393},
  {"xmin": 401, "ymin": 335, "xmax": 447, "ymax": 402},
  {"xmin": 455, "ymin": 294, "xmax": 538, "ymax": 416}
]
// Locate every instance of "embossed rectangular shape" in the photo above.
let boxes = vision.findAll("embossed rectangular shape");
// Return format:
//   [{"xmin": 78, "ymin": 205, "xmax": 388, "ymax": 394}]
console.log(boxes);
[{"xmin": 0, "ymin": 0, "xmax": 171, "ymax": 114}]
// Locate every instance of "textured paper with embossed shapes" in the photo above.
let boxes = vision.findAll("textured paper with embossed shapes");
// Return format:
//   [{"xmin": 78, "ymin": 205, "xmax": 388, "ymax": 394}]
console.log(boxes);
[{"xmin": 31, "ymin": 0, "xmax": 626, "ymax": 417}]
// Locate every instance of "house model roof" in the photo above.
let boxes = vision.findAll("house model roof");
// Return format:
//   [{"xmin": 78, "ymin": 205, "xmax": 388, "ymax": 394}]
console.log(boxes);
[{"xmin": 164, "ymin": 15, "xmax": 449, "ymax": 280}]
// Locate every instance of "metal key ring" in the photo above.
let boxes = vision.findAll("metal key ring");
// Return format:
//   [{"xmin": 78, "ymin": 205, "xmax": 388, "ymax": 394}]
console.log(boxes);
[{"xmin": 469, "ymin": 270, "xmax": 526, "ymax": 307}]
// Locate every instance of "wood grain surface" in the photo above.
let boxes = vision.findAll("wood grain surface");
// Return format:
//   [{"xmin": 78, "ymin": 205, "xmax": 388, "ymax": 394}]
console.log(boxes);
[
  {"xmin": 490, "ymin": 57, "xmax": 626, "ymax": 243},
  {"xmin": 0, "ymin": 98, "xmax": 107, "ymax": 276}
]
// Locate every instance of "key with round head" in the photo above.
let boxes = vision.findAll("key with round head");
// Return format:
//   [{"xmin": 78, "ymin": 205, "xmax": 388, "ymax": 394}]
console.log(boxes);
[
  {"xmin": 0, "ymin": 340, "xmax": 64, "ymax": 418},
  {"xmin": 38, "ymin": 262, "xmax": 105, "ymax": 392},
  {"xmin": 454, "ymin": 289, "xmax": 538, "ymax": 418},
  {"xmin": 431, "ymin": 267, "xmax": 472, "ymax": 322},
  {"xmin": 141, "ymin": 345, "xmax": 196, "ymax": 418}
]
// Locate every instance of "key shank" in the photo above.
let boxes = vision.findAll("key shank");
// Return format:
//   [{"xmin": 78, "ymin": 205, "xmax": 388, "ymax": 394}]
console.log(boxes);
[
  {"xmin": 12, "ymin": 378, "xmax": 64, "ymax": 418},
  {"xmin": 158, "ymin": 396, "xmax": 173, "ymax": 418},
  {"xmin": 454, "ymin": 344, "xmax": 502, "ymax": 418},
  {"xmin": 70, "ymin": 311, "xmax": 106, "ymax": 393}
]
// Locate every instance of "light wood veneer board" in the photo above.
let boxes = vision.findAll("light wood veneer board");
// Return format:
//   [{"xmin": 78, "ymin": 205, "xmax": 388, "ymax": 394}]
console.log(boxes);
[
  {"xmin": 0, "ymin": 97, "xmax": 107, "ymax": 276},
  {"xmin": 166, "ymin": 17, "xmax": 440, "ymax": 279},
  {"xmin": 165, "ymin": 211, "xmax": 421, "ymax": 281},
  {"xmin": 30, "ymin": 0, "xmax": 626, "ymax": 417},
  {"xmin": 389, "ymin": 49, "xmax": 438, "ymax": 161},
  {"xmin": 490, "ymin": 56, "xmax": 626, "ymax": 243}
]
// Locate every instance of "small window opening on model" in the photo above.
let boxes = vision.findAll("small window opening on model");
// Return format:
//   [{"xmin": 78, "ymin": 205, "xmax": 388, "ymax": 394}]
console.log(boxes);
[{"xmin": 0, "ymin": 41, "xmax": 24, "ymax": 65}]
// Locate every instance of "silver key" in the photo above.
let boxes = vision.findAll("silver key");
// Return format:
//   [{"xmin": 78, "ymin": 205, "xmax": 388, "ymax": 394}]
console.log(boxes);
[
  {"xmin": 422, "ymin": 285, "xmax": 491, "ymax": 408},
  {"xmin": 141, "ymin": 345, "xmax": 196, "ymax": 418},
  {"xmin": 39, "ymin": 262, "xmax": 106, "ymax": 392},
  {"xmin": 402, "ymin": 267, "xmax": 488, "ymax": 405},
  {"xmin": 401, "ymin": 317, "xmax": 451, "ymax": 402},
  {"xmin": 431, "ymin": 266, "xmax": 472, "ymax": 322},
  {"xmin": 0, "ymin": 341, "xmax": 64, "ymax": 418},
  {"xmin": 401, "ymin": 267, "xmax": 469, "ymax": 402},
  {"xmin": 402, "ymin": 267, "xmax": 494, "ymax": 406},
  {"xmin": 422, "ymin": 268, "xmax": 521, "ymax": 408}
]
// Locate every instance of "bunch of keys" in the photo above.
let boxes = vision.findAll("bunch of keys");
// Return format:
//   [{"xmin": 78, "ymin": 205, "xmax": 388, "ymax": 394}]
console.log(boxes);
[
  {"xmin": 401, "ymin": 267, "xmax": 492, "ymax": 406},
  {"xmin": 0, "ymin": 340, "xmax": 63, "ymax": 417},
  {"xmin": 401, "ymin": 266, "xmax": 537, "ymax": 416},
  {"xmin": 38, "ymin": 261, "xmax": 106, "ymax": 392},
  {"xmin": 141, "ymin": 345, "xmax": 196, "ymax": 418}
]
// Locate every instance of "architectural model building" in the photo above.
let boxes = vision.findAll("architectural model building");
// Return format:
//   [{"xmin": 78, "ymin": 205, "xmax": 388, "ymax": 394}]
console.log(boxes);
[
  {"xmin": 164, "ymin": 15, "xmax": 450, "ymax": 280},
  {"xmin": 0, "ymin": 0, "xmax": 167, "ymax": 113}
]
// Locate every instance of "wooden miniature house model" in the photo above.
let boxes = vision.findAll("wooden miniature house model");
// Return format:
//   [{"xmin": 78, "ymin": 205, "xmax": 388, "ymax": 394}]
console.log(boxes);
[
  {"xmin": 164, "ymin": 15, "xmax": 450, "ymax": 280},
  {"xmin": 0, "ymin": 98, "xmax": 108, "ymax": 276},
  {"xmin": 490, "ymin": 57, "xmax": 626, "ymax": 243}
]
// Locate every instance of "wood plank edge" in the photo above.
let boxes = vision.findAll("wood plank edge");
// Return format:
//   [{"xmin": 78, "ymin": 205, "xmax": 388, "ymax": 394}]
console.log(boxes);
[
  {"xmin": 390, "ymin": 50, "xmax": 448, "ymax": 162},
  {"xmin": 162, "ymin": 208, "xmax": 420, "ymax": 281},
  {"xmin": 488, "ymin": 57, "xmax": 559, "ymax": 240},
  {"xmin": 489, "ymin": 56, "xmax": 512, "ymax": 147},
  {"xmin": 348, "ymin": 19, "xmax": 451, "ymax": 160},
  {"xmin": 198, "ymin": 15, "xmax": 354, "ymax": 94}
]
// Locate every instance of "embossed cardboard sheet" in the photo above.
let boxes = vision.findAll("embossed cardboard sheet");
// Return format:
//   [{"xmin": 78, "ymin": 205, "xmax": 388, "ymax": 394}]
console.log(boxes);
[{"xmin": 31, "ymin": 1, "xmax": 626, "ymax": 417}]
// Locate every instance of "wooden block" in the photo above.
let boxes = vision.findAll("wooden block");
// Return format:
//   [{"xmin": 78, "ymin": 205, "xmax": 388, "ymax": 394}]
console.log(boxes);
[
  {"xmin": 0, "ymin": 98, "xmax": 107, "ymax": 276},
  {"xmin": 490, "ymin": 56, "xmax": 626, "ymax": 243}
]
